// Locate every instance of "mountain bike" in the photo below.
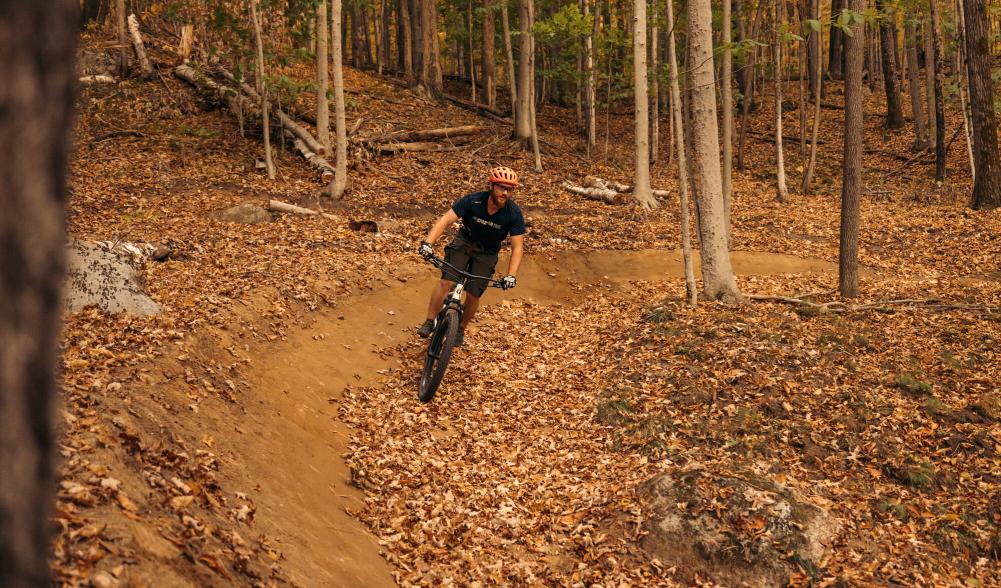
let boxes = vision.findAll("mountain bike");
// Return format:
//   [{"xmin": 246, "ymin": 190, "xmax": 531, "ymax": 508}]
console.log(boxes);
[{"xmin": 418, "ymin": 253, "xmax": 504, "ymax": 403}]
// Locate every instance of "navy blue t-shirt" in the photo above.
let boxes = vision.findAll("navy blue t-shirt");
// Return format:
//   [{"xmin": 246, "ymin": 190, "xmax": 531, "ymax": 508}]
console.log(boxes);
[{"xmin": 451, "ymin": 191, "xmax": 526, "ymax": 254}]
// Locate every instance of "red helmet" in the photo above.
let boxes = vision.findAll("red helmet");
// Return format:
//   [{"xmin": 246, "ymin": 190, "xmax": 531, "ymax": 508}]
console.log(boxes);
[{"xmin": 488, "ymin": 166, "xmax": 519, "ymax": 187}]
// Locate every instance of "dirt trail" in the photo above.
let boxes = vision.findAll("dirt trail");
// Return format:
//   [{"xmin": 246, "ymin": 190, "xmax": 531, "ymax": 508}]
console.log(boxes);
[{"xmin": 231, "ymin": 248, "xmax": 836, "ymax": 585}]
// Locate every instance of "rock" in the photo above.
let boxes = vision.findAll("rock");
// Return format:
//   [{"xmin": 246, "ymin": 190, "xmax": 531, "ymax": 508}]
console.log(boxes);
[
  {"xmin": 637, "ymin": 466, "xmax": 838, "ymax": 587},
  {"xmin": 151, "ymin": 244, "xmax": 171, "ymax": 261},
  {"xmin": 215, "ymin": 203, "xmax": 270, "ymax": 225},
  {"xmin": 64, "ymin": 238, "xmax": 161, "ymax": 316},
  {"xmin": 91, "ymin": 570, "xmax": 118, "ymax": 588}
]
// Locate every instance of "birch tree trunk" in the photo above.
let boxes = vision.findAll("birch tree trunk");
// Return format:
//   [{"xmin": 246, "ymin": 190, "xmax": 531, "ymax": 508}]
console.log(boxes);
[
  {"xmin": 250, "ymin": 0, "xmax": 274, "ymax": 179},
  {"xmin": 514, "ymin": 0, "xmax": 534, "ymax": 148},
  {"xmin": 956, "ymin": 0, "xmax": 975, "ymax": 181},
  {"xmin": 329, "ymin": 0, "xmax": 349, "ymax": 198},
  {"xmin": 963, "ymin": 0, "xmax": 1001, "ymax": 209},
  {"xmin": 316, "ymin": 0, "xmax": 330, "ymax": 150},
  {"xmin": 585, "ymin": 0, "xmax": 598, "ymax": 154},
  {"xmin": 774, "ymin": 1, "xmax": 789, "ymax": 203},
  {"xmin": 905, "ymin": 17, "xmax": 928, "ymax": 150},
  {"xmin": 482, "ymin": 0, "xmax": 496, "ymax": 108},
  {"xmin": 839, "ymin": 0, "xmax": 865, "ymax": 298},
  {"xmin": 632, "ymin": 0, "xmax": 657, "ymax": 208},
  {"xmin": 666, "ymin": 0, "xmax": 697, "ymax": 305},
  {"xmin": 0, "ymin": 2, "xmax": 76, "ymax": 585},
  {"xmin": 688, "ymin": 0, "xmax": 741, "ymax": 302}
]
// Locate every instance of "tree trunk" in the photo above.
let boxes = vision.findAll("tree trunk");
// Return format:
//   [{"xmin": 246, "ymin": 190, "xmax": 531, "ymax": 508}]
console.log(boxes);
[
  {"xmin": 905, "ymin": 17, "xmax": 928, "ymax": 150},
  {"xmin": 632, "ymin": 0, "xmax": 657, "ymax": 208},
  {"xmin": 650, "ymin": 0, "xmax": 659, "ymax": 166},
  {"xmin": 116, "ymin": 0, "xmax": 127, "ymax": 74},
  {"xmin": 126, "ymin": 14, "xmax": 154, "ymax": 77},
  {"xmin": 721, "ymin": 0, "xmax": 733, "ymax": 225},
  {"xmin": 399, "ymin": 0, "xmax": 413, "ymax": 82},
  {"xmin": 923, "ymin": 17, "xmax": 937, "ymax": 149},
  {"xmin": 482, "ymin": 0, "xmax": 496, "ymax": 108},
  {"xmin": 802, "ymin": 0, "xmax": 824, "ymax": 193},
  {"xmin": 929, "ymin": 2, "xmax": 946, "ymax": 180},
  {"xmin": 0, "ymin": 2, "xmax": 76, "ymax": 585},
  {"xmin": 585, "ymin": 0, "xmax": 598, "ymax": 155},
  {"xmin": 839, "ymin": 0, "xmax": 864, "ymax": 298},
  {"xmin": 876, "ymin": 0, "xmax": 905, "ymax": 128},
  {"xmin": 774, "ymin": 0, "xmax": 789, "ymax": 203},
  {"xmin": 468, "ymin": 0, "xmax": 477, "ymax": 103},
  {"xmin": 829, "ymin": 0, "xmax": 844, "ymax": 80},
  {"xmin": 688, "ymin": 0, "xmax": 741, "ymax": 302},
  {"xmin": 330, "ymin": 0, "xmax": 349, "ymax": 198},
  {"xmin": 666, "ymin": 0, "xmax": 697, "ymax": 305},
  {"xmin": 956, "ymin": 0, "xmax": 976, "ymax": 180},
  {"xmin": 514, "ymin": 0, "xmax": 534, "ymax": 148},
  {"xmin": 737, "ymin": 0, "xmax": 764, "ymax": 170},
  {"xmin": 418, "ymin": 0, "xmax": 443, "ymax": 99},
  {"xmin": 528, "ymin": 0, "xmax": 543, "ymax": 170},
  {"xmin": 250, "ymin": 0, "xmax": 274, "ymax": 179},
  {"xmin": 502, "ymin": 3, "xmax": 518, "ymax": 126},
  {"xmin": 317, "ymin": 0, "xmax": 330, "ymax": 150},
  {"xmin": 807, "ymin": 0, "xmax": 820, "ymax": 98},
  {"xmin": 963, "ymin": 0, "xmax": 1001, "ymax": 209}
]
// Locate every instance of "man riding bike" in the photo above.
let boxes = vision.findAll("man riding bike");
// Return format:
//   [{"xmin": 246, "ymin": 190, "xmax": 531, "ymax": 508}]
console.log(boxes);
[{"xmin": 417, "ymin": 166, "xmax": 525, "ymax": 347}]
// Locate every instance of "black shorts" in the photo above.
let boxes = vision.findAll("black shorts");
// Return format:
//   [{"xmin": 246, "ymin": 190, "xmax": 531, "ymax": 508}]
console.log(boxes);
[{"xmin": 442, "ymin": 236, "xmax": 498, "ymax": 297}]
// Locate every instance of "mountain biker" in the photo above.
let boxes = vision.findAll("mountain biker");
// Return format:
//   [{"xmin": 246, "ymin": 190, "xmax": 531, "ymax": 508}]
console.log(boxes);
[{"xmin": 417, "ymin": 166, "xmax": 525, "ymax": 347}]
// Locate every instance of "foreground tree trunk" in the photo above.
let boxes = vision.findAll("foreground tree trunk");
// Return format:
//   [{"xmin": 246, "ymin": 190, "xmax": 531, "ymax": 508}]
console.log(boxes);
[
  {"xmin": 116, "ymin": 0, "xmax": 127, "ymax": 74},
  {"xmin": 329, "ymin": 0, "xmax": 349, "ymax": 198},
  {"xmin": 482, "ymin": 0, "xmax": 496, "ymax": 108},
  {"xmin": 249, "ymin": 0, "xmax": 274, "ymax": 179},
  {"xmin": 316, "ymin": 0, "xmax": 330, "ymax": 150},
  {"xmin": 962, "ymin": 0, "xmax": 1001, "ymax": 209},
  {"xmin": 418, "ymin": 0, "xmax": 443, "ymax": 99},
  {"xmin": 688, "ymin": 0, "xmax": 741, "ymax": 302},
  {"xmin": 584, "ymin": 0, "xmax": 598, "ymax": 154},
  {"xmin": 876, "ymin": 0, "xmax": 905, "ymax": 129},
  {"xmin": 721, "ymin": 0, "xmax": 733, "ymax": 222},
  {"xmin": 773, "ymin": 0, "xmax": 788, "ymax": 203},
  {"xmin": 0, "ymin": 2, "xmax": 77, "ymax": 585},
  {"xmin": 502, "ymin": 3, "xmax": 518, "ymax": 124},
  {"xmin": 650, "ymin": 0, "xmax": 659, "ymax": 165},
  {"xmin": 666, "ymin": 0, "xmax": 697, "ymax": 304},
  {"xmin": 399, "ymin": 0, "xmax": 413, "ymax": 82},
  {"xmin": 632, "ymin": 0, "xmax": 657, "ymax": 208},
  {"xmin": 514, "ymin": 0, "xmax": 534, "ymax": 148},
  {"xmin": 839, "ymin": 0, "xmax": 865, "ymax": 298}
]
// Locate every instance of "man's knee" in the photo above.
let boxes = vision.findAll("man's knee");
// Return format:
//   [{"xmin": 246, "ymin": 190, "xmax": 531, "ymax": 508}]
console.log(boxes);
[{"xmin": 439, "ymin": 279, "xmax": 456, "ymax": 289}]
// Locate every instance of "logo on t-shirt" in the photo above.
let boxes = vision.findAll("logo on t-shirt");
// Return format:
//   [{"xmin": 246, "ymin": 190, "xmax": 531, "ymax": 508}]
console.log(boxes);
[{"xmin": 472, "ymin": 216, "xmax": 502, "ymax": 229}]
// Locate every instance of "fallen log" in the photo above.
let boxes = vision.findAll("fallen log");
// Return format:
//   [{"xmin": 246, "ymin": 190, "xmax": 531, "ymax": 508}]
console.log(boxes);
[
  {"xmin": 561, "ymin": 181, "xmax": 627, "ymax": 205},
  {"xmin": 362, "ymin": 125, "xmax": 482, "ymax": 145},
  {"xmin": 585, "ymin": 176, "xmax": 671, "ymax": 198},
  {"xmin": 127, "ymin": 14, "xmax": 154, "ymax": 77},
  {"xmin": 376, "ymin": 136, "xmax": 474, "ymax": 154},
  {"xmin": 283, "ymin": 130, "xmax": 334, "ymax": 182},
  {"xmin": 268, "ymin": 199, "xmax": 341, "ymax": 221},
  {"xmin": 174, "ymin": 64, "xmax": 251, "ymax": 120},
  {"xmin": 750, "ymin": 131, "xmax": 827, "ymax": 145},
  {"xmin": 79, "ymin": 74, "xmax": 116, "ymax": 85},
  {"xmin": 443, "ymin": 94, "xmax": 512, "ymax": 123}
]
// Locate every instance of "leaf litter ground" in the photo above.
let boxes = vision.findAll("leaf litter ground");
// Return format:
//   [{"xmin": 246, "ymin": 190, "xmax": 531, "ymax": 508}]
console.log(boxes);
[{"xmin": 55, "ymin": 33, "xmax": 1001, "ymax": 586}]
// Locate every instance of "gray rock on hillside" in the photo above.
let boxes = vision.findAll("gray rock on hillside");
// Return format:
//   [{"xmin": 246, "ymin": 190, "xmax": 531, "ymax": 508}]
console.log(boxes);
[
  {"xmin": 637, "ymin": 467, "xmax": 838, "ymax": 587},
  {"xmin": 216, "ymin": 203, "xmax": 270, "ymax": 224},
  {"xmin": 64, "ymin": 238, "xmax": 161, "ymax": 316}
]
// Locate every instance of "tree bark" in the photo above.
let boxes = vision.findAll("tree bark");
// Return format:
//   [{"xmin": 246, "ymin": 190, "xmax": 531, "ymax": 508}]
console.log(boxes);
[
  {"xmin": 317, "ymin": 0, "xmax": 330, "ymax": 150},
  {"xmin": 527, "ymin": 0, "xmax": 542, "ymax": 170},
  {"xmin": 514, "ymin": 0, "xmax": 534, "ymax": 148},
  {"xmin": 0, "ymin": 2, "xmax": 76, "ymax": 585},
  {"xmin": 963, "ymin": 0, "xmax": 1001, "ymax": 209},
  {"xmin": 585, "ymin": 0, "xmax": 598, "ymax": 154},
  {"xmin": 956, "ymin": 0, "xmax": 976, "ymax": 181},
  {"xmin": 929, "ymin": 1, "xmax": 946, "ymax": 180},
  {"xmin": 330, "ymin": 0, "xmax": 349, "ymax": 198},
  {"xmin": 482, "ymin": 0, "xmax": 496, "ymax": 108},
  {"xmin": 650, "ymin": 0, "xmax": 660, "ymax": 166},
  {"xmin": 829, "ymin": 0, "xmax": 844, "ymax": 80},
  {"xmin": 502, "ymin": 3, "xmax": 518, "ymax": 127},
  {"xmin": 774, "ymin": 0, "xmax": 789, "ymax": 203},
  {"xmin": 249, "ymin": 0, "xmax": 274, "ymax": 179},
  {"xmin": 116, "ymin": 0, "xmax": 127, "ymax": 74},
  {"xmin": 721, "ymin": 0, "xmax": 733, "ymax": 222},
  {"xmin": 418, "ymin": 0, "xmax": 443, "ymax": 99},
  {"xmin": 923, "ymin": 17, "xmax": 938, "ymax": 149},
  {"xmin": 632, "ymin": 0, "xmax": 656, "ymax": 208},
  {"xmin": 876, "ymin": 0, "xmax": 905, "ymax": 128},
  {"xmin": 127, "ymin": 14, "xmax": 154, "ymax": 77},
  {"xmin": 667, "ymin": 0, "xmax": 697, "ymax": 305},
  {"xmin": 802, "ymin": 0, "xmax": 824, "ymax": 193},
  {"xmin": 688, "ymin": 0, "xmax": 741, "ymax": 302},
  {"xmin": 905, "ymin": 17, "xmax": 928, "ymax": 150},
  {"xmin": 839, "ymin": 0, "xmax": 864, "ymax": 298},
  {"xmin": 468, "ymin": 0, "xmax": 477, "ymax": 103},
  {"xmin": 363, "ymin": 125, "xmax": 483, "ymax": 144},
  {"xmin": 399, "ymin": 0, "xmax": 414, "ymax": 82}
]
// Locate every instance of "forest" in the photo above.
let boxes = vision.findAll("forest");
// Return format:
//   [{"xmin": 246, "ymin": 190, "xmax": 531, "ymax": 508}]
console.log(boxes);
[{"xmin": 1, "ymin": 0, "xmax": 1000, "ymax": 586}]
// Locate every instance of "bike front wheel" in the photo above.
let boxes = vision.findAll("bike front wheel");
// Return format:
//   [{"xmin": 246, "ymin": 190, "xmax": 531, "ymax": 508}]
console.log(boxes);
[{"xmin": 418, "ymin": 308, "xmax": 460, "ymax": 403}]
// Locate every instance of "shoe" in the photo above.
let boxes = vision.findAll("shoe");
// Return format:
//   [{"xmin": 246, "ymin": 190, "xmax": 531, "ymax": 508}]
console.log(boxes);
[
  {"xmin": 417, "ymin": 319, "xmax": 434, "ymax": 338},
  {"xmin": 455, "ymin": 328, "xmax": 465, "ymax": 347}
]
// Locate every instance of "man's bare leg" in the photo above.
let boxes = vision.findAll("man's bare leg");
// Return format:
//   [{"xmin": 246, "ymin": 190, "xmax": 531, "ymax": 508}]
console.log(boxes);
[
  {"xmin": 426, "ymin": 279, "xmax": 454, "ymax": 321},
  {"xmin": 460, "ymin": 293, "xmax": 481, "ymax": 329}
]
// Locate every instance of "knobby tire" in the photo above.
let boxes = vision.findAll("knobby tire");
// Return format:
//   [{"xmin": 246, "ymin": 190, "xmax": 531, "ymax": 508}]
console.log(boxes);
[{"xmin": 418, "ymin": 308, "xmax": 459, "ymax": 403}]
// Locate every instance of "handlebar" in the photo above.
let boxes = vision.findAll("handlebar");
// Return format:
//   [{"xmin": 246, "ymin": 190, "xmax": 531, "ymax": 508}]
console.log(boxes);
[{"xmin": 425, "ymin": 253, "xmax": 505, "ymax": 288}]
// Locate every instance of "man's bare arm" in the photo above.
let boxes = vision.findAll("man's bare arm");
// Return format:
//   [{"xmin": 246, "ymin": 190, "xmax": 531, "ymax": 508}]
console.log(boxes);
[
  {"xmin": 424, "ymin": 209, "xmax": 459, "ymax": 245},
  {"xmin": 506, "ymin": 235, "xmax": 524, "ymax": 277}
]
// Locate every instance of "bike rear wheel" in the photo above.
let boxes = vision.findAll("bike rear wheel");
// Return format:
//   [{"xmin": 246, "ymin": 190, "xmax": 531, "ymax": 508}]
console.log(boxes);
[{"xmin": 418, "ymin": 308, "xmax": 460, "ymax": 403}]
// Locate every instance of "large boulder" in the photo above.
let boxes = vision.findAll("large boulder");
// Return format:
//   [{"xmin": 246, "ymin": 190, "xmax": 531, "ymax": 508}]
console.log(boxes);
[
  {"xmin": 215, "ymin": 203, "xmax": 270, "ymax": 225},
  {"xmin": 64, "ymin": 239, "xmax": 161, "ymax": 316},
  {"xmin": 637, "ymin": 467, "xmax": 838, "ymax": 587}
]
